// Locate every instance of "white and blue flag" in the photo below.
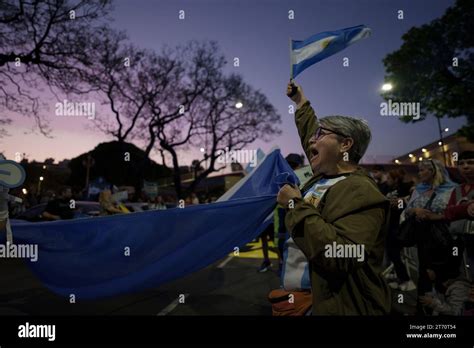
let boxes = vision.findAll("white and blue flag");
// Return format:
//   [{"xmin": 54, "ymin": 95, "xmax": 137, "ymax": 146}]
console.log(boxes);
[{"xmin": 290, "ymin": 25, "xmax": 371, "ymax": 78}]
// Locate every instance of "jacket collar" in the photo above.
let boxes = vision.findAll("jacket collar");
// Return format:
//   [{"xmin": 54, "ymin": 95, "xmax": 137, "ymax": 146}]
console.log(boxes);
[{"xmin": 302, "ymin": 167, "xmax": 371, "ymax": 192}]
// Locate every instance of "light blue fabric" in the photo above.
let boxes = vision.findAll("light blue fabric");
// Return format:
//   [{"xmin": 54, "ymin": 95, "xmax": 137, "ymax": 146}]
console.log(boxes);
[
  {"xmin": 6, "ymin": 149, "xmax": 298, "ymax": 299},
  {"xmin": 281, "ymin": 175, "xmax": 348, "ymax": 290},
  {"xmin": 291, "ymin": 25, "xmax": 371, "ymax": 78}
]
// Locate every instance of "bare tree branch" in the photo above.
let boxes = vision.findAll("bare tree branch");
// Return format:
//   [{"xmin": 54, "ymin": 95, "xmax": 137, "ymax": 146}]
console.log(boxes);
[{"xmin": 0, "ymin": 0, "xmax": 113, "ymax": 137}]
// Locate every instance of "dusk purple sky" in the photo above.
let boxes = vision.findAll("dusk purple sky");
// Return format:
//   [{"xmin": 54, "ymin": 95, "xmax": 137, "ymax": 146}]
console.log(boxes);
[{"xmin": 1, "ymin": 0, "xmax": 465, "ymax": 165}]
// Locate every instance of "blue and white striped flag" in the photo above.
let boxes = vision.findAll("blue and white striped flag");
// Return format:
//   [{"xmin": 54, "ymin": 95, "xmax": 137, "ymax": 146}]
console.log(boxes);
[{"xmin": 290, "ymin": 25, "xmax": 371, "ymax": 78}]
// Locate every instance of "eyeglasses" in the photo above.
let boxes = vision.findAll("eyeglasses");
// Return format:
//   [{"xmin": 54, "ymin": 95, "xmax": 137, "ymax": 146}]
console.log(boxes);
[{"xmin": 314, "ymin": 127, "xmax": 348, "ymax": 140}]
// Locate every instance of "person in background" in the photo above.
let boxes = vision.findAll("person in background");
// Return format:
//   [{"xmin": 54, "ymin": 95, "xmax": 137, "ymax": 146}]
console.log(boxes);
[
  {"xmin": 150, "ymin": 195, "xmax": 167, "ymax": 210},
  {"xmin": 419, "ymin": 265, "xmax": 470, "ymax": 316},
  {"xmin": 451, "ymin": 152, "xmax": 474, "ymax": 303},
  {"xmin": 42, "ymin": 186, "xmax": 75, "ymax": 221},
  {"xmin": 400, "ymin": 159, "xmax": 457, "ymax": 313},
  {"xmin": 257, "ymin": 222, "xmax": 275, "ymax": 273},
  {"xmin": 99, "ymin": 189, "xmax": 127, "ymax": 215},
  {"xmin": 385, "ymin": 169, "xmax": 416, "ymax": 291},
  {"xmin": 191, "ymin": 192, "xmax": 200, "ymax": 205},
  {"xmin": 371, "ymin": 165, "xmax": 390, "ymax": 195},
  {"xmin": 403, "ymin": 170, "xmax": 418, "ymax": 195},
  {"xmin": 184, "ymin": 196, "xmax": 193, "ymax": 206},
  {"xmin": 444, "ymin": 151, "xmax": 474, "ymax": 221},
  {"xmin": 26, "ymin": 188, "xmax": 38, "ymax": 207},
  {"xmin": 39, "ymin": 190, "xmax": 55, "ymax": 204},
  {"xmin": 464, "ymin": 283, "xmax": 474, "ymax": 315},
  {"xmin": 420, "ymin": 152, "xmax": 474, "ymax": 278}
]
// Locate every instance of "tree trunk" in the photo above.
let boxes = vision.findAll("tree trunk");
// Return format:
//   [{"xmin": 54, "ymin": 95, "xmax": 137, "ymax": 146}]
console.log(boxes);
[{"xmin": 161, "ymin": 142, "xmax": 183, "ymax": 199}]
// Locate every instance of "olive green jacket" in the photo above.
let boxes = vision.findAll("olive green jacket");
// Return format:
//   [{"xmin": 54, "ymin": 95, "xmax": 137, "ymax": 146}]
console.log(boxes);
[{"xmin": 285, "ymin": 101, "xmax": 391, "ymax": 315}]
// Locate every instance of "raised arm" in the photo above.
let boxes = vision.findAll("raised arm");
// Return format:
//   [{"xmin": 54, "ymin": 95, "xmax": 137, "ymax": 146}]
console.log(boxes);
[{"xmin": 286, "ymin": 81, "xmax": 319, "ymax": 161}]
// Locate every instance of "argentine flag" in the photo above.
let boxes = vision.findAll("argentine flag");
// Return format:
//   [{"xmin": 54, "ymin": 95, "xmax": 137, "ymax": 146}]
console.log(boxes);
[{"xmin": 290, "ymin": 25, "xmax": 371, "ymax": 78}]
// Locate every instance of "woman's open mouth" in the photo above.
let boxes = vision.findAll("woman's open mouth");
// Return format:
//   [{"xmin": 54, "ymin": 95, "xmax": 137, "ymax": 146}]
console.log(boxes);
[{"xmin": 310, "ymin": 149, "xmax": 319, "ymax": 162}]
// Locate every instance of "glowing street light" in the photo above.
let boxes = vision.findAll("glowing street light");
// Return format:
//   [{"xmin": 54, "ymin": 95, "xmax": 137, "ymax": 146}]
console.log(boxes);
[
  {"xmin": 408, "ymin": 154, "xmax": 414, "ymax": 158},
  {"xmin": 38, "ymin": 176, "xmax": 44, "ymax": 194},
  {"xmin": 381, "ymin": 83, "xmax": 393, "ymax": 92},
  {"xmin": 22, "ymin": 188, "xmax": 28, "ymax": 195},
  {"xmin": 394, "ymin": 159, "xmax": 400, "ymax": 164},
  {"xmin": 235, "ymin": 102, "xmax": 243, "ymax": 109},
  {"xmin": 444, "ymin": 128, "xmax": 449, "ymax": 132},
  {"xmin": 422, "ymin": 148, "xmax": 427, "ymax": 153}
]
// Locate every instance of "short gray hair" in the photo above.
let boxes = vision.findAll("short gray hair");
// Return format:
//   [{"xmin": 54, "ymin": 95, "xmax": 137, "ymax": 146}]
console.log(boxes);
[{"xmin": 319, "ymin": 115, "xmax": 371, "ymax": 164}]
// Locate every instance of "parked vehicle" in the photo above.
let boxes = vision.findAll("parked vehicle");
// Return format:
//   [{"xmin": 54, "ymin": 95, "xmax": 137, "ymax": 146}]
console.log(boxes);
[{"xmin": 14, "ymin": 201, "xmax": 101, "ymax": 222}]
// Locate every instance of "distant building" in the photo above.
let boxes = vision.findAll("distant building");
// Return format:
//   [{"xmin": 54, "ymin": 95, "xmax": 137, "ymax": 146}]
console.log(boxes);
[
  {"xmin": 392, "ymin": 134, "xmax": 474, "ymax": 167},
  {"xmin": 359, "ymin": 155, "xmax": 396, "ymax": 165}
]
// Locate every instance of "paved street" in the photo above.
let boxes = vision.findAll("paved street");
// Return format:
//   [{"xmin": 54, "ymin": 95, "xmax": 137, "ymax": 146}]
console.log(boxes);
[
  {"xmin": 0, "ymin": 238, "xmax": 419, "ymax": 316},
  {"xmin": 0, "ymin": 240, "xmax": 281, "ymax": 316}
]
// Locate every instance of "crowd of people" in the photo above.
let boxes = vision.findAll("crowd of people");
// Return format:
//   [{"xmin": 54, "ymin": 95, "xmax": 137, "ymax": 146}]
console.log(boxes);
[
  {"xmin": 262, "ymin": 80, "xmax": 474, "ymax": 316},
  {"xmin": 5, "ymin": 80, "xmax": 474, "ymax": 316},
  {"xmin": 9, "ymin": 184, "xmax": 215, "ymax": 221},
  {"xmin": 373, "ymin": 157, "xmax": 474, "ymax": 316}
]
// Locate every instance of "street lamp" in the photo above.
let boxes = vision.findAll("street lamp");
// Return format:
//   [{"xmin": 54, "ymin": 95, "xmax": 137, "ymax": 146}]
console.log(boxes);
[
  {"xmin": 444, "ymin": 128, "xmax": 449, "ymax": 132},
  {"xmin": 38, "ymin": 176, "xmax": 44, "ymax": 195},
  {"xmin": 235, "ymin": 102, "xmax": 243, "ymax": 109},
  {"xmin": 381, "ymin": 83, "xmax": 393, "ymax": 92}
]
